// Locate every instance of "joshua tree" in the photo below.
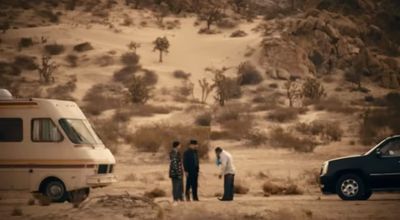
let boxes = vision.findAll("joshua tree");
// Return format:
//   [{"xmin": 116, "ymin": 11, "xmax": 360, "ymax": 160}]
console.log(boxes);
[
  {"xmin": 198, "ymin": 78, "xmax": 215, "ymax": 103},
  {"xmin": 127, "ymin": 41, "xmax": 141, "ymax": 53},
  {"xmin": 284, "ymin": 79, "xmax": 301, "ymax": 107},
  {"xmin": 153, "ymin": 36, "xmax": 170, "ymax": 63},
  {"xmin": 38, "ymin": 55, "xmax": 57, "ymax": 84},
  {"xmin": 199, "ymin": 7, "xmax": 224, "ymax": 30}
]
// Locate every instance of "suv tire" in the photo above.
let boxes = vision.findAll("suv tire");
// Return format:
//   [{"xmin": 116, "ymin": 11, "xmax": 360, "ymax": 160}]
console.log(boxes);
[{"xmin": 336, "ymin": 174, "xmax": 367, "ymax": 200}]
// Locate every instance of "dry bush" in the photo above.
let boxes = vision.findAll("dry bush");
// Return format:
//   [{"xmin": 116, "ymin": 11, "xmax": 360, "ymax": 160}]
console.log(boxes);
[
  {"xmin": 172, "ymin": 80, "xmax": 194, "ymax": 102},
  {"xmin": 73, "ymin": 42, "xmax": 93, "ymax": 52},
  {"xmin": 237, "ymin": 62, "xmax": 263, "ymax": 85},
  {"xmin": 269, "ymin": 127, "xmax": 317, "ymax": 153},
  {"xmin": 0, "ymin": 61, "xmax": 21, "ymax": 76},
  {"xmin": 246, "ymin": 129, "xmax": 268, "ymax": 146},
  {"xmin": 230, "ymin": 30, "xmax": 247, "ymax": 38},
  {"xmin": 18, "ymin": 37, "xmax": 33, "ymax": 49},
  {"xmin": 252, "ymin": 91, "xmax": 283, "ymax": 111},
  {"xmin": 144, "ymin": 188, "xmax": 166, "ymax": 199},
  {"xmin": 141, "ymin": 69, "xmax": 158, "ymax": 86},
  {"xmin": 14, "ymin": 55, "xmax": 37, "ymax": 70},
  {"xmin": 195, "ymin": 112, "xmax": 212, "ymax": 126},
  {"xmin": 46, "ymin": 76, "xmax": 77, "ymax": 101},
  {"xmin": 216, "ymin": 18, "xmax": 237, "ymax": 29},
  {"xmin": 37, "ymin": 9, "xmax": 59, "ymax": 23},
  {"xmin": 210, "ymin": 130, "xmax": 233, "ymax": 140},
  {"xmin": 95, "ymin": 54, "xmax": 114, "ymax": 67},
  {"xmin": 173, "ymin": 70, "xmax": 191, "ymax": 80},
  {"xmin": 44, "ymin": 43, "xmax": 65, "ymax": 55},
  {"xmin": 113, "ymin": 65, "xmax": 140, "ymax": 83},
  {"xmin": 301, "ymin": 169, "xmax": 320, "ymax": 186},
  {"xmin": 83, "ymin": 83, "xmax": 125, "ymax": 115},
  {"xmin": 129, "ymin": 75, "xmax": 152, "ymax": 104},
  {"xmin": 92, "ymin": 117, "xmax": 125, "ymax": 154},
  {"xmin": 11, "ymin": 207, "xmax": 23, "ymax": 216},
  {"xmin": 113, "ymin": 104, "xmax": 177, "ymax": 119},
  {"xmin": 301, "ymin": 78, "xmax": 326, "ymax": 101},
  {"xmin": 314, "ymin": 96, "xmax": 356, "ymax": 114},
  {"xmin": 128, "ymin": 124, "xmax": 210, "ymax": 158},
  {"xmin": 295, "ymin": 120, "xmax": 343, "ymax": 142},
  {"xmin": 38, "ymin": 55, "xmax": 57, "ymax": 84},
  {"xmin": 120, "ymin": 52, "xmax": 140, "ymax": 66},
  {"xmin": 262, "ymin": 180, "xmax": 303, "ymax": 196},
  {"xmin": 65, "ymin": 54, "xmax": 78, "ymax": 67},
  {"xmin": 266, "ymin": 107, "xmax": 300, "ymax": 123},
  {"xmin": 234, "ymin": 182, "xmax": 250, "ymax": 195}
]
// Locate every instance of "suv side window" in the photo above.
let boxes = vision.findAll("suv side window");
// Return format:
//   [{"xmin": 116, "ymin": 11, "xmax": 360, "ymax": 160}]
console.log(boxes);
[
  {"xmin": 32, "ymin": 118, "xmax": 63, "ymax": 142},
  {"xmin": 380, "ymin": 139, "xmax": 400, "ymax": 157}
]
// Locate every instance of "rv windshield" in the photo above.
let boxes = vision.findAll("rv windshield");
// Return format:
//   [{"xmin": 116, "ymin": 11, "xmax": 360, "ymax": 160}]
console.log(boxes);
[{"xmin": 59, "ymin": 119, "xmax": 102, "ymax": 145}]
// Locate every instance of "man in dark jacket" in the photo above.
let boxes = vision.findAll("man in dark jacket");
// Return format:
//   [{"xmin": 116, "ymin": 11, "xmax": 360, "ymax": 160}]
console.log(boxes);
[
  {"xmin": 183, "ymin": 139, "xmax": 200, "ymax": 201},
  {"xmin": 169, "ymin": 141, "xmax": 183, "ymax": 202}
]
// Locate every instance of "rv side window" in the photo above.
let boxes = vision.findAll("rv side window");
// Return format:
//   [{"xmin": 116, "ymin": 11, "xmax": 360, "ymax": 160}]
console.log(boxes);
[
  {"xmin": 31, "ymin": 118, "xmax": 63, "ymax": 142},
  {"xmin": 0, "ymin": 118, "xmax": 23, "ymax": 142}
]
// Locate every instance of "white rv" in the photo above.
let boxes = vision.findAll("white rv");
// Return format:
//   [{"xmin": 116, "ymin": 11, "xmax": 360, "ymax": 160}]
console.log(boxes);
[{"xmin": 0, "ymin": 89, "xmax": 116, "ymax": 202}]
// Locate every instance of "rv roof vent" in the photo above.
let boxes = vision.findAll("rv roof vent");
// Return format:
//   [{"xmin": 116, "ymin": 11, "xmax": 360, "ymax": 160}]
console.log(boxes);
[{"xmin": 0, "ymin": 89, "xmax": 13, "ymax": 100}]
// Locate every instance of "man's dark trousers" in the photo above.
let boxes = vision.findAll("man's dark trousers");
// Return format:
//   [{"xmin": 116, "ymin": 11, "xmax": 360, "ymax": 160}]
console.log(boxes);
[
  {"xmin": 172, "ymin": 178, "xmax": 183, "ymax": 201},
  {"xmin": 185, "ymin": 172, "xmax": 198, "ymax": 201},
  {"xmin": 223, "ymin": 174, "xmax": 235, "ymax": 200}
]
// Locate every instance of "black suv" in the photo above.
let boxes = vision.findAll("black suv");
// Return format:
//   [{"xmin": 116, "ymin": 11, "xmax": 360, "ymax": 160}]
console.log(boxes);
[{"xmin": 320, "ymin": 135, "xmax": 400, "ymax": 200}]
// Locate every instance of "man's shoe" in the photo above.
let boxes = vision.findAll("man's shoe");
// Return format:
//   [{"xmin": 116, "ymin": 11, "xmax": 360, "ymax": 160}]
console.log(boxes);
[{"xmin": 218, "ymin": 197, "xmax": 233, "ymax": 201}]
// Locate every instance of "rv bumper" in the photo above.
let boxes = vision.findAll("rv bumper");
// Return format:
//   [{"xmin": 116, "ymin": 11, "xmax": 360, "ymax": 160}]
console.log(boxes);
[{"xmin": 87, "ymin": 174, "xmax": 117, "ymax": 187}]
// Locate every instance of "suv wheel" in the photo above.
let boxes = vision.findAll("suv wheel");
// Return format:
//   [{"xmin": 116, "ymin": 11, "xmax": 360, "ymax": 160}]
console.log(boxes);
[{"xmin": 336, "ymin": 174, "xmax": 366, "ymax": 200}]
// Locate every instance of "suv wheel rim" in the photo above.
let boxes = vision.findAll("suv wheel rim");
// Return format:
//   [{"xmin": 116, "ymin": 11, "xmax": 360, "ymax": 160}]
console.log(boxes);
[{"xmin": 341, "ymin": 179, "xmax": 359, "ymax": 197}]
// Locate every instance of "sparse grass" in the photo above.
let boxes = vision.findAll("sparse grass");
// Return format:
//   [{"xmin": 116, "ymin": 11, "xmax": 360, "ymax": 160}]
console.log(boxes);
[
  {"xmin": 113, "ymin": 104, "xmax": 177, "ymax": 119},
  {"xmin": 246, "ymin": 129, "xmax": 268, "ymax": 146},
  {"xmin": 11, "ymin": 207, "xmax": 23, "ymax": 216},
  {"xmin": 124, "ymin": 173, "xmax": 137, "ymax": 182},
  {"xmin": 46, "ymin": 77, "xmax": 77, "ymax": 101},
  {"xmin": 44, "ymin": 43, "xmax": 65, "ymax": 55},
  {"xmin": 144, "ymin": 188, "xmax": 166, "ymax": 199},
  {"xmin": 266, "ymin": 107, "xmax": 300, "ymax": 123},
  {"xmin": 314, "ymin": 96, "xmax": 356, "ymax": 114},
  {"xmin": 173, "ymin": 70, "xmax": 191, "ymax": 80},
  {"xmin": 294, "ymin": 120, "xmax": 343, "ymax": 142},
  {"xmin": 269, "ymin": 127, "xmax": 317, "ymax": 153}
]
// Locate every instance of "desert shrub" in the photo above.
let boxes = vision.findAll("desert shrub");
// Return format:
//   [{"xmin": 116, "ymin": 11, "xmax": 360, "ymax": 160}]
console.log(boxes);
[
  {"xmin": 295, "ymin": 120, "xmax": 343, "ymax": 142},
  {"xmin": 46, "ymin": 76, "xmax": 77, "ymax": 101},
  {"xmin": 144, "ymin": 188, "xmax": 166, "ymax": 199},
  {"xmin": 65, "ymin": 54, "xmax": 78, "ymax": 67},
  {"xmin": 142, "ymin": 69, "xmax": 158, "ymax": 86},
  {"xmin": 120, "ymin": 52, "xmax": 140, "ymax": 66},
  {"xmin": 237, "ymin": 62, "xmax": 263, "ymax": 85},
  {"xmin": 266, "ymin": 107, "xmax": 299, "ymax": 122},
  {"xmin": 314, "ymin": 96, "xmax": 356, "ymax": 114},
  {"xmin": 262, "ymin": 180, "xmax": 303, "ymax": 196},
  {"xmin": 128, "ymin": 124, "xmax": 210, "ymax": 158},
  {"xmin": 113, "ymin": 104, "xmax": 177, "ymax": 119},
  {"xmin": 216, "ymin": 18, "xmax": 237, "ymax": 29},
  {"xmin": 210, "ymin": 130, "xmax": 233, "ymax": 140},
  {"xmin": 37, "ymin": 9, "xmax": 59, "ymax": 23},
  {"xmin": 128, "ymin": 75, "xmax": 152, "ymax": 104},
  {"xmin": 92, "ymin": 117, "xmax": 125, "ymax": 154},
  {"xmin": 11, "ymin": 207, "xmax": 23, "ymax": 216},
  {"xmin": 173, "ymin": 70, "xmax": 191, "ymax": 80},
  {"xmin": 13, "ymin": 55, "xmax": 37, "ymax": 70},
  {"xmin": 215, "ymin": 103, "xmax": 245, "ymax": 123},
  {"xmin": 234, "ymin": 182, "xmax": 250, "ymax": 194},
  {"xmin": 246, "ymin": 129, "xmax": 268, "ymax": 146},
  {"xmin": 220, "ymin": 114, "xmax": 253, "ymax": 141},
  {"xmin": 73, "ymin": 42, "xmax": 93, "ymax": 52},
  {"xmin": 83, "ymin": 83, "xmax": 125, "ymax": 115},
  {"xmin": 0, "ymin": 61, "xmax": 21, "ymax": 76},
  {"xmin": 113, "ymin": 65, "xmax": 140, "ymax": 83},
  {"xmin": 18, "ymin": 37, "xmax": 33, "ymax": 49},
  {"xmin": 213, "ymin": 73, "xmax": 241, "ymax": 106},
  {"xmin": 269, "ymin": 127, "xmax": 317, "ymax": 152},
  {"xmin": 301, "ymin": 78, "xmax": 325, "ymax": 101},
  {"xmin": 230, "ymin": 30, "xmax": 247, "ymax": 38},
  {"xmin": 195, "ymin": 112, "xmax": 212, "ymax": 126},
  {"xmin": 252, "ymin": 92, "xmax": 283, "ymax": 111},
  {"xmin": 95, "ymin": 54, "xmax": 114, "ymax": 67},
  {"xmin": 44, "ymin": 43, "xmax": 65, "ymax": 55}
]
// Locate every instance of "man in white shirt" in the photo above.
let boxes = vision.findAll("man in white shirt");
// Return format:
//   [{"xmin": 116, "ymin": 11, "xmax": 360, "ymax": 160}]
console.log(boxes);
[{"xmin": 215, "ymin": 147, "xmax": 236, "ymax": 201}]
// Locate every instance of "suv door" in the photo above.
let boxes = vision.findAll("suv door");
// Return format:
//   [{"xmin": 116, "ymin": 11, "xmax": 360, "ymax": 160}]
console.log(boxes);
[{"xmin": 369, "ymin": 138, "xmax": 400, "ymax": 189}]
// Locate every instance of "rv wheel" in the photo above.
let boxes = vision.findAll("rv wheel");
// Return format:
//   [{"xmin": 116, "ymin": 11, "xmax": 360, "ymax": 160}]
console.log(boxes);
[{"xmin": 44, "ymin": 180, "xmax": 68, "ymax": 203}]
